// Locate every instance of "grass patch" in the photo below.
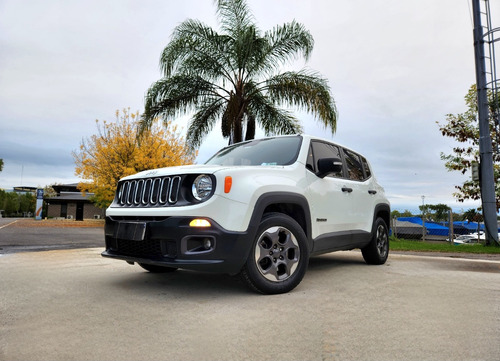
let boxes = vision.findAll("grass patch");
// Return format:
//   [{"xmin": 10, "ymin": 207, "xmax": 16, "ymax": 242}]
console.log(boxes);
[{"xmin": 389, "ymin": 236, "xmax": 500, "ymax": 254}]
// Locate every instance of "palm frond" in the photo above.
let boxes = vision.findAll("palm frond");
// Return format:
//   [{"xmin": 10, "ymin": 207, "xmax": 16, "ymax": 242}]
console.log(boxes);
[
  {"xmin": 248, "ymin": 21, "xmax": 314, "ymax": 77},
  {"xmin": 247, "ymin": 89, "xmax": 303, "ymax": 135},
  {"xmin": 141, "ymin": 75, "xmax": 220, "ymax": 133},
  {"xmin": 215, "ymin": 0, "xmax": 255, "ymax": 37},
  {"xmin": 187, "ymin": 99, "xmax": 226, "ymax": 149},
  {"xmin": 265, "ymin": 70, "xmax": 337, "ymax": 133},
  {"xmin": 160, "ymin": 19, "xmax": 236, "ymax": 83}
]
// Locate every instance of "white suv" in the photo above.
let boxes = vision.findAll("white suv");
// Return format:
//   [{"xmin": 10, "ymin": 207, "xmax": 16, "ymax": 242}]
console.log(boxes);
[{"xmin": 103, "ymin": 134, "xmax": 390, "ymax": 294}]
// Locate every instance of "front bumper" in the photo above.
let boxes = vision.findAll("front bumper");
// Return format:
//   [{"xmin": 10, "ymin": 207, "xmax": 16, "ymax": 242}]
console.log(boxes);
[{"xmin": 102, "ymin": 216, "xmax": 252, "ymax": 275}]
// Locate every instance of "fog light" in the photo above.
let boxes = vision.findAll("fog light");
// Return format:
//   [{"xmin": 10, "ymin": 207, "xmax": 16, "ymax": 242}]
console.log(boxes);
[
  {"xmin": 203, "ymin": 238, "xmax": 212, "ymax": 249},
  {"xmin": 189, "ymin": 219, "xmax": 211, "ymax": 227}
]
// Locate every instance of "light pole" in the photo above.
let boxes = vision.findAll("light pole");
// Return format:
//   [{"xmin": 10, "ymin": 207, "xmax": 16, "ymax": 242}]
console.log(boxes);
[{"xmin": 471, "ymin": 0, "xmax": 499, "ymax": 245}]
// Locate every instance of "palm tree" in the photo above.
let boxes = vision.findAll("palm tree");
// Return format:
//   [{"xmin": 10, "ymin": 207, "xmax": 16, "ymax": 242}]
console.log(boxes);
[{"xmin": 141, "ymin": 0, "xmax": 337, "ymax": 149}]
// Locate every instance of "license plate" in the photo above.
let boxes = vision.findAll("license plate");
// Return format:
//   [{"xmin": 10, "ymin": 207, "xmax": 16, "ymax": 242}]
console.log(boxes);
[{"xmin": 116, "ymin": 222, "xmax": 147, "ymax": 241}]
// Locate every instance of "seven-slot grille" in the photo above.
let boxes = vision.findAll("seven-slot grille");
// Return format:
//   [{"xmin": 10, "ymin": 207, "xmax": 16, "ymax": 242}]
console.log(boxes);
[{"xmin": 115, "ymin": 176, "xmax": 181, "ymax": 207}]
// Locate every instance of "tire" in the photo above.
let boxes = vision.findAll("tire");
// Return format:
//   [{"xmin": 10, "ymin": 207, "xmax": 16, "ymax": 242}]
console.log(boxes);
[
  {"xmin": 138, "ymin": 263, "xmax": 178, "ymax": 273},
  {"xmin": 240, "ymin": 213, "xmax": 309, "ymax": 294},
  {"xmin": 361, "ymin": 217, "xmax": 389, "ymax": 265}
]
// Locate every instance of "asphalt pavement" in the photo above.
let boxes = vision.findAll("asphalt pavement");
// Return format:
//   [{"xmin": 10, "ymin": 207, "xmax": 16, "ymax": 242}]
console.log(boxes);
[
  {"xmin": 0, "ymin": 218, "xmax": 104, "ymax": 254},
  {"xmin": 1, "ymin": 219, "xmax": 500, "ymax": 360}
]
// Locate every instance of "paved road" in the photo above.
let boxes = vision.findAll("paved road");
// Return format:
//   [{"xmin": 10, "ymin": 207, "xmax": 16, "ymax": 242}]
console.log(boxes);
[
  {"xmin": 0, "ymin": 218, "xmax": 104, "ymax": 254},
  {"xmin": 1, "ymin": 219, "xmax": 500, "ymax": 360},
  {"xmin": 1, "ymin": 245, "xmax": 499, "ymax": 361}
]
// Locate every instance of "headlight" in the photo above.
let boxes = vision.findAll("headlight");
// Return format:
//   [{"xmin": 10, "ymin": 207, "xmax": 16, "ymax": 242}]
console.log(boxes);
[{"xmin": 192, "ymin": 175, "xmax": 213, "ymax": 201}]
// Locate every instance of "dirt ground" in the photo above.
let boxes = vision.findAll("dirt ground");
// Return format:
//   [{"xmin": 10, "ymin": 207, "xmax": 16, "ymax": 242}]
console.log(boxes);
[{"xmin": 5, "ymin": 218, "xmax": 104, "ymax": 228}]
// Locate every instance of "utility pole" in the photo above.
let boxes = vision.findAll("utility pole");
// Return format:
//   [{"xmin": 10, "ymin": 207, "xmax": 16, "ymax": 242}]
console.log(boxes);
[
  {"xmin": 471, "ymin": 0, "xmax": 499, "ymax": 245},
  {"xmin": 421, "ymin": 195, "xmax": 426, "ymax": 242},
  {"xmin": 448, "ymin": 209, "xmax": 454, "ymax": 243}
]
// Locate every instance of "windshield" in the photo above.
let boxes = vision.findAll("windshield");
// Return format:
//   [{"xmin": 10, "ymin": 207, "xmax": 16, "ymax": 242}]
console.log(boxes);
[{"xmin": 205, "ymin": 136, "xmax": 302, "ymax": 166}]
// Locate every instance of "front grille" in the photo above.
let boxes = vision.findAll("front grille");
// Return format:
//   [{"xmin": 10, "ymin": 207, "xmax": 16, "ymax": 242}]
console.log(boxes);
[{"xmin": 115, "ymin": 176, "xmax": 181, "ymax": 207}]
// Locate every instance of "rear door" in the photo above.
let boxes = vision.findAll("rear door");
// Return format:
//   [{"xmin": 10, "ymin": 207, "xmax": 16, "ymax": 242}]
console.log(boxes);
[{"xmin": 340, "ymin": 148, "xmax": 375, "ymax": 234}]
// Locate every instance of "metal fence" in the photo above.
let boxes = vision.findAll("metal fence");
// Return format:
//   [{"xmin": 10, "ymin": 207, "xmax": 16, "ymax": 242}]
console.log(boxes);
[{"xmin": 391, "ymin": 217, "xmax": 486, "ymax": 241}]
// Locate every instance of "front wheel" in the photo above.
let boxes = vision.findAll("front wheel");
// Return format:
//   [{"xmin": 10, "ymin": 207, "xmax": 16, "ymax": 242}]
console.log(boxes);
[
  {"xmin": 240, "ymin": 213, "xmax": 309, "ymax": 294},
  {"xmin": 361, "ymin": 217, "xmax": 389, "ymax": 265}
]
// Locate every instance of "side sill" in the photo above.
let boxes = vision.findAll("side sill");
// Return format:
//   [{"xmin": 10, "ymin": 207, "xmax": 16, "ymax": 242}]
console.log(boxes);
[{"xmin": 311, "ymin": 230, "xmax": 371, "ymax": 256}]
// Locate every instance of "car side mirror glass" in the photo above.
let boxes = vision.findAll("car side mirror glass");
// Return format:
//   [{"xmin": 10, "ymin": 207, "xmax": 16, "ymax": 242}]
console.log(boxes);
[{"xmin": 317, "ymin": 158, "xmax": 343, "ymax": 178}]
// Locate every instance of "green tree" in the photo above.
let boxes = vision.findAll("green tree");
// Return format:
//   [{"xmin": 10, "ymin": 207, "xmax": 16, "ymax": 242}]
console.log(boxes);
[
  {"xmin": 43, "ymin": 185, "xmax": 57, "ymax": 199},
  {"xmin": 437, "ymin": 85, "xmax": 500, "ymax": 210},
  {"xmin": 391, "ymin": 209, "xmax": 414, "ymax": 218},
  {"xmin": 462, "ymin": 208, "xmax": 483, "ymax": 223},
  {"xmin": 141, "ymin": 0, "xmax": 337, "ymax": 149},
  {"xmin": 430, "ymin": 204, "xmax": 451, "ymax": 222},
  {"xmin": 0, "ymin": 159, "xmax": 3, "ymax": 172},
  {"xmin": 418, "ymin": 203, "xmax": 451, "ymax": 222},
  {"xmin": 0, "ymin": 189, "xmax": 6, "ymax": 213},
  {"xmin": 401, "ymin": 210, "xmax": 414, "ymax": 217},
  {"xmin": 4, "ymin": 192, "xmax": 19, "ymax": 216},
  {"xmin": 391, "ymin": 210, "xmax": 402, "ymax": 219},
  {"xmin": 0, "ymin": 191, "xmax": 35, "ymax": 216},
  {"xmin": 19, "ymin": 193, "xmax": 35, "ymax": 215}
]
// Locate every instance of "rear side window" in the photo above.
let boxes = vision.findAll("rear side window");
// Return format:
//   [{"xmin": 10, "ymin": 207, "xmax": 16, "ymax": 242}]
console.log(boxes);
[{"xmin": 343, "ymin": 148, "xmax": 364, "ymax": 181}]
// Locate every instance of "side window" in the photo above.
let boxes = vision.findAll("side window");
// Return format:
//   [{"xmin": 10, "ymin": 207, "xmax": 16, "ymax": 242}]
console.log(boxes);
[
  {"xmin": 306, "ymin": 146, "xmax": 315, "ymax": 172},
  {"xmin": 342, "ymin": 148, "xmax": 364, "ymax": 181},
  {"xmin": 308, "ymin": 141, "xmax": 343, "ymax": 178}
]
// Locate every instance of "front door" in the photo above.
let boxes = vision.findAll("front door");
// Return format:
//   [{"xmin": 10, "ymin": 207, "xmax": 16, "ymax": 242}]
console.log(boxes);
[
  {"xmin": 305, "ymin": 141, "xmax": 356, "ymax": 240},
  {"xmin": 76, "ymin": 202, "xmax": 84, "ymax": 221}
]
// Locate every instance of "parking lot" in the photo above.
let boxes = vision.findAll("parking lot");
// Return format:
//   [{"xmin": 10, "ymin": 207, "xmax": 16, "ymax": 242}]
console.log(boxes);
[{"xmin": 1, "ymin": 219, "xmax": 500, "ymax": 360}]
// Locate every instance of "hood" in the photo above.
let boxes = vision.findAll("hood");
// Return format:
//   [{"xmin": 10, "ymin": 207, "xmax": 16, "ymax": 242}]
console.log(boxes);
[{"xmin": 120, "ymin": 164, "xmax": 233, "ymax": 181}]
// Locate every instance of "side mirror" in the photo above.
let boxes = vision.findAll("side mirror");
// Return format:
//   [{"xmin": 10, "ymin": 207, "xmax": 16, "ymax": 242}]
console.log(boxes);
[{"xmin": 317, "ymin": 158, "xmax": 343, "ymax": 178}]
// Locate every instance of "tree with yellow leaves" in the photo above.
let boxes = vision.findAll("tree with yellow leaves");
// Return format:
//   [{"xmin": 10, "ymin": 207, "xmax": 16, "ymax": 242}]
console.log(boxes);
[{"xmin": 73, "ymin": 108, "xmax": 197, "ymax": 208}]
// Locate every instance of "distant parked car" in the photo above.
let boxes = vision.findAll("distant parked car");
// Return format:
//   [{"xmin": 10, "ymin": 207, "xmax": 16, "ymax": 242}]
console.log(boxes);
[{"xmin": 454, "ymin": 233, "xmax": 484, "ymax": 245}]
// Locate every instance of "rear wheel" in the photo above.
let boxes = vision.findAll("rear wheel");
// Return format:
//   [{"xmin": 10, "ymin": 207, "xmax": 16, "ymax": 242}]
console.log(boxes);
[
  {"xmin": 240, "ymin": 213, "xmax": 309, "ymax": 294},
  {"xmin": 361, "ymin": 217, "xmax": 389, "ymax": 265},
  {"xmin": 138, "ymin": 263, "xmax": 178, "ymax": 273}
]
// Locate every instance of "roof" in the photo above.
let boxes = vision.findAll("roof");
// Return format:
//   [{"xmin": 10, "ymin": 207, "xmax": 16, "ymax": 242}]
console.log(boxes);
[
  {"xmin": 13, "ymin": 186, "xmax": 38, "ymax": 192},
  {"xmin": 52, "ymin": 183, "xmax": 80, "ymax": 193},
  {"xmin": 46, "ymin": 191, "xmax": 93, "ymax": 202}
]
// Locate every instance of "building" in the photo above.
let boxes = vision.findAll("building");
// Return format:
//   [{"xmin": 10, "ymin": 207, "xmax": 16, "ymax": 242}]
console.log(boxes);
[{"xmin": 46, "ymin": 183, "xmax": 105, "ymax": 221}]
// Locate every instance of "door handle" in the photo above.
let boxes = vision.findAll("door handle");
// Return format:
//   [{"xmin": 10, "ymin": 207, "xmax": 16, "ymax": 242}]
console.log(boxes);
[
  {"xmin": 368, "ymin": 190, "xmax": 377, "ymax": 195},
  {"xmin": 342, "ymin": 187, "xmax": 353, "ymax": 193}
]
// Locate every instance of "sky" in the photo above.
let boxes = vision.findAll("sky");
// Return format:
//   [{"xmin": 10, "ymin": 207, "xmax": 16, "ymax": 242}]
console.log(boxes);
[{"xmin": 0, "ymin": 0, "xmax": 497, "ymax": 214}]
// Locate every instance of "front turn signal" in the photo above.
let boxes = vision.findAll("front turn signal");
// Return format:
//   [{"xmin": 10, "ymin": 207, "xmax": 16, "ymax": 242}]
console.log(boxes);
[{"xmin": 224, "ymin": 176, "xmax": 232, "ymax": 193}]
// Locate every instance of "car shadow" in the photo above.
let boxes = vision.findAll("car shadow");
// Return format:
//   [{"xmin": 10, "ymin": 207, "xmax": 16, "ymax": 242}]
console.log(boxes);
[
  {"xmin": 307, "ymin": 251, "xmax": 367, "ymax": 272},
  {"xmin": 106, "ymin": 251, "xmax": 368, "ymax": 297},
  {"xmin": 108, "ymin": 268, "xmax": 253, "ymax": 297}
]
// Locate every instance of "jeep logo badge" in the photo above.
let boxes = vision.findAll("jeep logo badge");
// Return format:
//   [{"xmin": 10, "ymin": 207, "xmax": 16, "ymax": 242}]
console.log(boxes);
[{"xmin": 145, "ymin": 170, "xmax": 158, "ymax": 177}]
